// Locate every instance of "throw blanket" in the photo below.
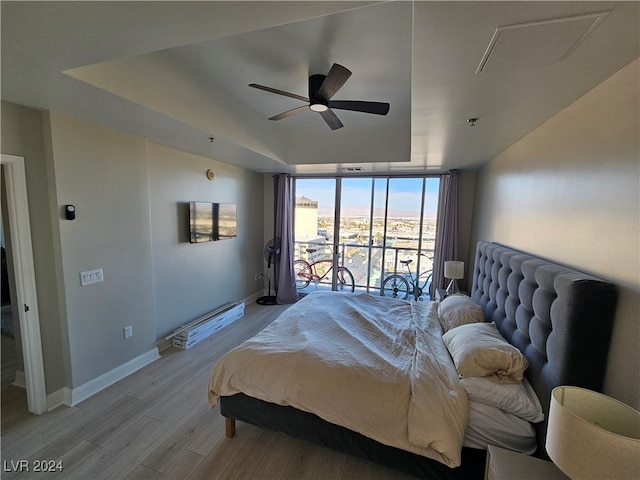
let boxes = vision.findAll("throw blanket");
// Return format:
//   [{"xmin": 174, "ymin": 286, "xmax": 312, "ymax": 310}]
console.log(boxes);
[{"xmin": 208, "ymin": 292, "xmax": 468, "ymax": 467}]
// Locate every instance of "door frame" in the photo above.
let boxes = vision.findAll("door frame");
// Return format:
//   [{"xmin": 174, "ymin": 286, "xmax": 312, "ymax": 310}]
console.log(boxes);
[{"xmin": 1, "ymin": 154, "xmax": 47, "ymax": 414}]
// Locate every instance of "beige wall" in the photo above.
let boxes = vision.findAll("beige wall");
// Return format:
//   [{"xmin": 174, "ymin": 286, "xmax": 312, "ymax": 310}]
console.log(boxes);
[{"xmin": 470, "ymin": 59, "xmax": 640, "ymax": 408}]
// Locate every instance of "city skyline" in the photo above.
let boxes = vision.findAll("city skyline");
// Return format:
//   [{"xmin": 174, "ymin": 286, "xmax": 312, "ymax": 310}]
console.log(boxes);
[
  {"xmin": 317, "ymin": 207, "xmax": 437, "ymax": 219},
  {"xmin": 296, "ymin": 177, "xmax": 440, "ymax": 219}
]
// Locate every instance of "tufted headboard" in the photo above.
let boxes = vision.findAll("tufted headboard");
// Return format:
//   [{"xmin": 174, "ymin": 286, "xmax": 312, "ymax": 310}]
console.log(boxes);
[{"xmin": 470, "ymin": 241, "xmax": 618, "ymax": 456}]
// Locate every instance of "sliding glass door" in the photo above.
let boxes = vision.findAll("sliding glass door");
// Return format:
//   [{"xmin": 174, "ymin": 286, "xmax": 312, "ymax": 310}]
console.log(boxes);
[
  {"xmin": 293, "ymin": 179, "xmax": 341, "ymax": 292},
  {"xmin": 293, "ymin": 176, "xmax": 439, "ymax": 298}
]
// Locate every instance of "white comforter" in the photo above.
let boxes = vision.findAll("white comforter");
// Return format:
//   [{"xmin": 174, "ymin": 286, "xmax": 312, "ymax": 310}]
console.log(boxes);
[{"xmin": 207, "ymin": 292, "xmax": 468, "ymax": 467}]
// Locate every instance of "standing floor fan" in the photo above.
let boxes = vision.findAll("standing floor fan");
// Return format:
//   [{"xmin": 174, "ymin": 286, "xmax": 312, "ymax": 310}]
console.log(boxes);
[{"xmin": 257, "ymin": 238, "xmax": 281, "ymax": 305}]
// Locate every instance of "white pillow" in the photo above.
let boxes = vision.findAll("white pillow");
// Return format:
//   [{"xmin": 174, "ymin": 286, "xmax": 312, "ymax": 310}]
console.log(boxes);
[
  {"xmin": 437, "ymin": 295, "xmax": 484, "ymax": 333},
  {"xmin": 460, "ymin": 376, "xmax": 544, "ymax": 423},
  {"xmin": 442, "ymin": 322, "xmax": 528, "ymax": 383}
]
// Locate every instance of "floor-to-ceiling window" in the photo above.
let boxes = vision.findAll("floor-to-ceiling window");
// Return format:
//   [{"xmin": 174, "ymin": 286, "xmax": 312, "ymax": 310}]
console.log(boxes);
[{"xmin": 293, "ymin": 176, "xmax": 440, "ymax": 298}]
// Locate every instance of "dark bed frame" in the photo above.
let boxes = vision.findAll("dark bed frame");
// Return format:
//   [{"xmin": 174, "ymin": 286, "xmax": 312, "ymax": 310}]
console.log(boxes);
[{"xmin": 219, "ymin": 242, "xmax": 618, "ymax": 479}]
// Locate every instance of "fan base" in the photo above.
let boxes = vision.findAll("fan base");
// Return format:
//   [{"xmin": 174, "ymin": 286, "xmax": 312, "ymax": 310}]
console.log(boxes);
[{"xmin": 256, "ymin": 295, "xmax": 278, "ymax": 306}]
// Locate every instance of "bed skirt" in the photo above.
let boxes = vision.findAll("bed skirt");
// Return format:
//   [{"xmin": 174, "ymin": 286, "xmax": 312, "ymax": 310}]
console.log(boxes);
[{"xmin": 220, "ymin": 393, "xmax": 486, "ymax": 480}]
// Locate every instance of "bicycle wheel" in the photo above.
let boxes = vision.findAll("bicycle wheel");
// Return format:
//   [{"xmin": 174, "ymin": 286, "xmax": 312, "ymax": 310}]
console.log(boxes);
[
  {"xmin": 423, "ymin": 271, "xmax": 433, "ymax": 300},
  {"xmin": 336, "ymin": 267, "xmax": 355, "ymax": 293},
  {"xmin": 380, "ymin": 274, "xmax": 410, "ymax": 300},
  {"xmin": 294, "ymin": 260, "xmax": 311, "ymax": 289}
]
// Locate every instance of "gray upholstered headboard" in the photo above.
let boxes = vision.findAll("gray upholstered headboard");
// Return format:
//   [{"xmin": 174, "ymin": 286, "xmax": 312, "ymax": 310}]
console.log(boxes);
[{"xmin": 470, "ymin": 241, "xmax": 618, "ymax": 456}]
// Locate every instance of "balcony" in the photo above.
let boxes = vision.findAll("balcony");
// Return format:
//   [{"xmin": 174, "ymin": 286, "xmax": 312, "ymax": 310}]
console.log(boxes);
[{"xmin": 293, "ymin": 240, "xmax": 434, "ymax": 300}]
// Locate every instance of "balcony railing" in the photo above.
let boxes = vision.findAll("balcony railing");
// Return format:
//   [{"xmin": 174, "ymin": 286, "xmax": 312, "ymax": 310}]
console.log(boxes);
[{"xmin": 294, "ymin": 240, "xmax": 434, "ymax": 298}]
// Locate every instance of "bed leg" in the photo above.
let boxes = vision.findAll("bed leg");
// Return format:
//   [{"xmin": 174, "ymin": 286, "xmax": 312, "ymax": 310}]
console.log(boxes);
[{"xmin": 225, "ymin": 417, "xmax": 236, "ymax": 438}]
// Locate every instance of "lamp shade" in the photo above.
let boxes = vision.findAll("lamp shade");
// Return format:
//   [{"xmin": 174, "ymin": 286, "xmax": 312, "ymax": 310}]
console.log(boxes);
[
  {"xmin": 444, "ymin": 261, "xmax": 464, "ymax": 280},
  {"xmin": 546, "ymin": 386, "xmax": 640, "ymax": 480}
]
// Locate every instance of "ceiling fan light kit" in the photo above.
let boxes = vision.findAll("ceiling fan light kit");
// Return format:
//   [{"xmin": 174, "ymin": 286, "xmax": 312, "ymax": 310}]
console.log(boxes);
[
  {"xmin": 309, "ymin": 102, "xmax": 328, "ymax": 112},
  {"xmin": 249, "ymin": 63, "xmax": 390, "ymax": 130}
]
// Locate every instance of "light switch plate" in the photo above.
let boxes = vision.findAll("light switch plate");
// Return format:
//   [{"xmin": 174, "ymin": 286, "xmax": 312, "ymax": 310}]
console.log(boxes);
[{"xmin": 80, "ymin": 268, "xmax": 104, "ymax": 286}]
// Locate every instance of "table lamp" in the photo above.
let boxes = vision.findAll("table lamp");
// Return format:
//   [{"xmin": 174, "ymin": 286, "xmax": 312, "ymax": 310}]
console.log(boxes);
[
  {"xmin": 444, "ymin": 261, "xmax": 464, "ymax": 295},
  {"xmin": 546, "ymin": 385, "xmax": 640, "ymax": 480}
]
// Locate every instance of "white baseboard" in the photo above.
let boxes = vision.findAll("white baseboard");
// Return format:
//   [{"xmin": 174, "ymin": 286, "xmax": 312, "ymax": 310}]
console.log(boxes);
[
  {"xmin": 47, "ymin": 387, "xmax": 71, "ymax": 411},
  {"xmin": 13, "ymin": 370, "xmax": 26, "ymax": 389},
  {"xmin": 47, "ymin": 348, "xmax": 160, "ymax": 409},
  {"xmin": 244, "ymin": 289, "xmax": 265, "ymax": 305},
  {"xmin": 156, "ymin": 337, "xmax": 173, "ymax": 352}
]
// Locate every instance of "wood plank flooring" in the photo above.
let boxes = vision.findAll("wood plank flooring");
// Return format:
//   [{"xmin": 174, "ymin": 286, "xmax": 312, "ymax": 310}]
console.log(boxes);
[
  {"xmin": 2, "ymin": 332, "xmax": 18, "ymax": 388},
  {"xmin": 1, "ymin": 301, "xmax": 416, "ymax": 479}
]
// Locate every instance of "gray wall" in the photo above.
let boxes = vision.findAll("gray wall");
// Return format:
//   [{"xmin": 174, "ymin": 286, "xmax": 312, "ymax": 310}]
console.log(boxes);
[
  {"xmin": 2, "ymin": 104, "xmax": 264, "ymax": 394},
  {"xmin": 469, "ymin": 59, "xmax": 640, "ymax": 409},
  {"xmin": 47, "ymin": 112, "xmax": 156, "ymax": 388},
  {"xmin": 147, "ymin": 142, "xmax": 264, "ymax": 339},
  {"xmin": 1, "ymin": 101, "xmax": 68, "ymax": 393}
]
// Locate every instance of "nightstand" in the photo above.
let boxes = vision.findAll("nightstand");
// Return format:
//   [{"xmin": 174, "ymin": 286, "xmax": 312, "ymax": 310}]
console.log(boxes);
[{"xmin": 485, "ymin": 445, "xmax": 569, "ymax": 480}]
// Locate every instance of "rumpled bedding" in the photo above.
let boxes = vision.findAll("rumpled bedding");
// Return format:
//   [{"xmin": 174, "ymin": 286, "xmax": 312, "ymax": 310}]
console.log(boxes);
[{"xmin": 207, "ymin": 292, "xmax": 468, "ymax": 467}]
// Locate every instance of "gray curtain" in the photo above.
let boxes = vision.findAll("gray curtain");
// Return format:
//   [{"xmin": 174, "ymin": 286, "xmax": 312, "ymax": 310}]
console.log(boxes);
[
  {"xmin": 431, "ymin": 170, "xmax": 459, "ymax": 297},
  {"xmin": 273, "ymin": 175, "xmax": 298, "ymax": 304}
]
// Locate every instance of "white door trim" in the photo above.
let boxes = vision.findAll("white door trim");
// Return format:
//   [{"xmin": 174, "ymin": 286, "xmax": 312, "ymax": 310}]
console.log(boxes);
[{"xmin": 1, "ymin": 154, "xmax": 47, "ymax": 414}]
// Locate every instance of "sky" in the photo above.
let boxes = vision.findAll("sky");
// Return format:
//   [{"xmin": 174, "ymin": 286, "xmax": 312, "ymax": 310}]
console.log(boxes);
[{"xmin": 295, "ymin": 177, "xmax": 440, "ymax": 217}]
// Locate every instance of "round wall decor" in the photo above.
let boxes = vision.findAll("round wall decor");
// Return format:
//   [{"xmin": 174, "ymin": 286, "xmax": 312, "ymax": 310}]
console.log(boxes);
[{"xmin": 206, "ymin": 169, "xmax": 216, "ymax": 181}]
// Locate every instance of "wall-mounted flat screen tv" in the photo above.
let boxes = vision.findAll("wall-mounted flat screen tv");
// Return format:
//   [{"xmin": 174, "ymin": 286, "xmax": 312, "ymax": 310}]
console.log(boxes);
[
  {"xmin": 215, "ymin": 203, "xmax": 237, "ymax": 240},
  {"xmin": 189, "ymin": 202, "xmax": 237, "ymax": 243}
]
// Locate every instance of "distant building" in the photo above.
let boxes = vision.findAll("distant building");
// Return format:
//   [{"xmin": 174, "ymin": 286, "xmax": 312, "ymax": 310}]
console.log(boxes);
[{"xmin": 295, "ymin": 196, "xmax": 319, "ymax": 240}]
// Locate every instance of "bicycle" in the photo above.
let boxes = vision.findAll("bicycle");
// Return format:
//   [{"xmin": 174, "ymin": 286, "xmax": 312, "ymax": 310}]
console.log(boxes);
[
  {"xmin": 380, "ymin": 257, "xmax": 433, "ymax": 301},
  {"xmin": 294, "ymin": 248, "xmax": 355, "ymax": 293}
]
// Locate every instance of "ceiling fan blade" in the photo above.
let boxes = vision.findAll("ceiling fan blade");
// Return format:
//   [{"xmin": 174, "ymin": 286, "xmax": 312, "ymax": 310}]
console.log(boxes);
[
  {"xmin": 317, "ymin": 64, "xmax": 352, "ymax": 100},
  {"xmin": 249, "ymin": 83, "xmax": 309, "ymax": 103},
  {"xmin": 269, "ymin": 105, "xmax": 310, "ymax": 121},
  {"xmin": 328, "ymin": 100, "xmax": 390, "ymax": 116},
  {"xmin": 319, "ymin": 109, "xmax": 344, "ymax": 130}
]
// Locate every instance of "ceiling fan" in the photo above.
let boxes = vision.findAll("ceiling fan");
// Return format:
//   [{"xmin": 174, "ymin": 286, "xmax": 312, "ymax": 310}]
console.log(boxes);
[{"xmin": 249, "ymin": 63, "xmax": 390, "ymax": 130}]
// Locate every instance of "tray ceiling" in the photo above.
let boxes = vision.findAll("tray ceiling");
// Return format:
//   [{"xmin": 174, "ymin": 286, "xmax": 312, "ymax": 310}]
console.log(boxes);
[{"xmin": 2, "ymin": 1, "xmax": 638, "ymax": 175}]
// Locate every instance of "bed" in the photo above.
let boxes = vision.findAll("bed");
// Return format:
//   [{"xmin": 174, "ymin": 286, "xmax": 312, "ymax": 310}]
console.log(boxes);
[{"xmin": 208, "ymin": 241, "xmax": 618, "ymax": 479}]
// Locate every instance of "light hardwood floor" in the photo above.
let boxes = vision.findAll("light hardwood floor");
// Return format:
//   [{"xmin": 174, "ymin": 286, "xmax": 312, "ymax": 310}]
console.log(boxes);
[{"xmin": 1, "ymin": 301, "xmax": 415, "ymax": 479}]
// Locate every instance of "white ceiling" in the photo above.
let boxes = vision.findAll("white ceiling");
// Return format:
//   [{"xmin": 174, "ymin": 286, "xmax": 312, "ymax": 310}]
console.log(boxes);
[{"xmin": 2, "ymin": 1, "xmax": 638, "ymax": 175}]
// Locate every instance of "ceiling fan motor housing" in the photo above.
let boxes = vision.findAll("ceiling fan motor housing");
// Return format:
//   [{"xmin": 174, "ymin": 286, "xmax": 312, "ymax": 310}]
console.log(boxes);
[
  {"xmin": 309, "ymin": 74, "xmax": 329, "ymax": 111},
  {"xmin": 309, "ymin": 74, "xmax": 326, "ymax": 98}
]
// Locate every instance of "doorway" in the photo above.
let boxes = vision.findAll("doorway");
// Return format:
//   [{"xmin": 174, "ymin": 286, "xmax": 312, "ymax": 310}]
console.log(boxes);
[
  {"xmin": 1, "ymin": 217, "xmax": 21, "ymax": 389},
  {"xmin": 0, "ymin": 154, "xmax": 47, "ymax": 415}
]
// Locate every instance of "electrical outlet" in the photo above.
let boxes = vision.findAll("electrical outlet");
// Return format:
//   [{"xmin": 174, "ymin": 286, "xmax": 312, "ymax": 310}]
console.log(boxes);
[{"xmin": 123, "ymin": 325, "xmax": 133, "ymax": 339}]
